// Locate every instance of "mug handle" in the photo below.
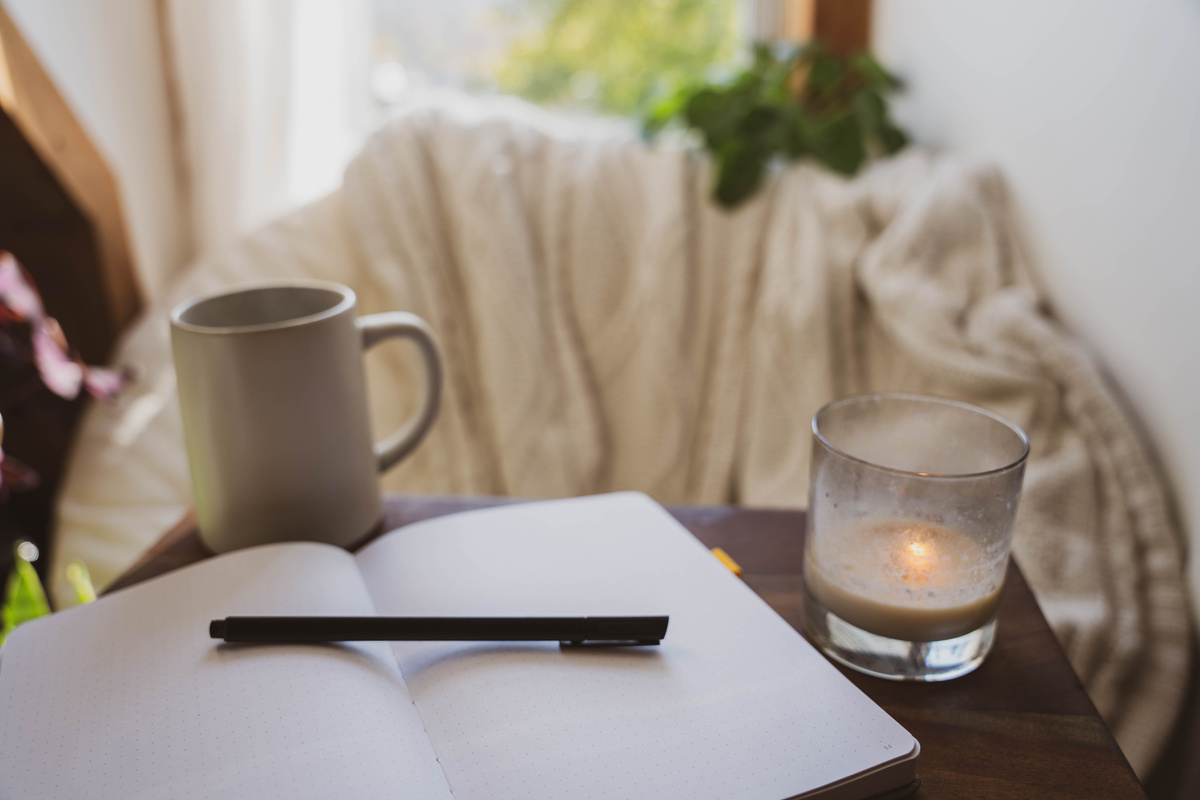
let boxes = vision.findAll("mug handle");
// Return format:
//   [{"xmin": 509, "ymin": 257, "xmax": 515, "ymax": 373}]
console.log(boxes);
[{"xmin": 357, "ymin": 312, "xmax": 443, "ymax": 472}]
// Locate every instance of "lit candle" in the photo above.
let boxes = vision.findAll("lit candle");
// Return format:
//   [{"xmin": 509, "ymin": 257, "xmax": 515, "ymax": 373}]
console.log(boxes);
[{"xmin": 804, "ymin": 518, "xmax": 1006, "ymax": 642}]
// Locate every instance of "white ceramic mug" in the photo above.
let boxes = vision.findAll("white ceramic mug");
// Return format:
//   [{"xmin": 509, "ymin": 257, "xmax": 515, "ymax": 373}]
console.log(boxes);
[{"xmin": 170, "ymin": 280, "xmax": 442, "ymax": 553}]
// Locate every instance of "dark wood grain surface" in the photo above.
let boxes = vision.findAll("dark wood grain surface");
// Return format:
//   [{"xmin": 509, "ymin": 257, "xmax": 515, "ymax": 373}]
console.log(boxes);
[{"xmin": 108, "ymin": 494, "xmax": 1145, "ymax": 799}]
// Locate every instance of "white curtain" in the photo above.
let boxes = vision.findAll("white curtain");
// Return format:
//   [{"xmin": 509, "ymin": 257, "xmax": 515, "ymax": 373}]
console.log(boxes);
[{"xmin": 163, "ymin": 0, "xmax": 371, "ymax": 260}]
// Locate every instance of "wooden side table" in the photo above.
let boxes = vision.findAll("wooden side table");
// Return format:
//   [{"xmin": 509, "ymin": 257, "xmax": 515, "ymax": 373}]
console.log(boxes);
[{"xmin": 109, "ymin": 494, "xmax": 1146, "ymax": 799}]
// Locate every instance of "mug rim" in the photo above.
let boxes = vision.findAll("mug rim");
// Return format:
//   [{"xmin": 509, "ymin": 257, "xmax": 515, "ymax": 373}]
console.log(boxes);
[
  {"xmin": 169, "ymin": 279, "xmax": 356, "ymax": 335},
  {"xmin": 811, "ymin": 392, "xmax": 1030, "ymax": 480}
]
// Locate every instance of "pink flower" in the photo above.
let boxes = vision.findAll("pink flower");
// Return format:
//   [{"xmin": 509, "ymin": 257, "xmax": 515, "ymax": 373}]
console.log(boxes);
[
  {"xmin": 0, "ymin": 252, "xmax": 136, "ymax": 499},
  {"xmin": 32, "ymin": 322, "xmax": 83, "ymax": 400},
  {"xmin": 0, "ymin": 253, "xmax": 135, "ymax": 404},
  {"xmin": 0, "ymin": 252, "xmax": 45, "ymax": 322},
  {"xmin": 83, "ymin": 366, "xmax": 135, "ymax": 405}
]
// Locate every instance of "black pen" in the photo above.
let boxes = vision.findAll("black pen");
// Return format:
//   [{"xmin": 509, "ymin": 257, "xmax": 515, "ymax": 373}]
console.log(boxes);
[{"xmin": 210, "ymin": 615, "xmax": 669, "ymax": 647}]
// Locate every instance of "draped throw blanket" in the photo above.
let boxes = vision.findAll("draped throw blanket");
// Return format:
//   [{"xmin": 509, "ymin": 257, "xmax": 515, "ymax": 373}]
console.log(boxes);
[{"xmin": 53, "ymin": 97, "xmax": 1188, "ymax": 774}]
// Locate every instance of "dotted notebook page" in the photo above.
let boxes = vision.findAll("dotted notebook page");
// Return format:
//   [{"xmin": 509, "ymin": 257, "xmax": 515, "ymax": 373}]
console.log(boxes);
[
  {"xmin": 356, "ymin": 492, "xmax": 917, "ymax": 800},
  {"xmin": 0, "ymin": 542, "xmax": 453, "ymax": 800}
]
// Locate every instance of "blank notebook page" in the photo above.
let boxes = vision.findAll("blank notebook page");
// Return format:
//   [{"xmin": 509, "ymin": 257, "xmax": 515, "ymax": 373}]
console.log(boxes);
[
  {"xmin": 356, "ymin": 492, "xmax": 916, "ymax": 800},
  {"xmin": 0, "ymin": 543, "xmax": 452, "ymax": 800}
]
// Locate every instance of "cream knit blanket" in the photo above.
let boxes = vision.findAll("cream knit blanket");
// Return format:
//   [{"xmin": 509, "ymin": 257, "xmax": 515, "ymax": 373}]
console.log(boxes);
[{"xmin": 53, "ymin": 98, "xmax": 1189, "ymax": 774}]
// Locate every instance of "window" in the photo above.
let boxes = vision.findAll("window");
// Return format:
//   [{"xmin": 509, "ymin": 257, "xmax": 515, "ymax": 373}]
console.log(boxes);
[{"xmin": 369, "ymin": 0, "xmax": 742, "ymax": 117}]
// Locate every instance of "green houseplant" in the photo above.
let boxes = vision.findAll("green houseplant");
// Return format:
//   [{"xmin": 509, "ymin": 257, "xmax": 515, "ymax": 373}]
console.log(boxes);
[{"xmin": 643, "ymin": 42, "xmax": 909, "ymax": 208}]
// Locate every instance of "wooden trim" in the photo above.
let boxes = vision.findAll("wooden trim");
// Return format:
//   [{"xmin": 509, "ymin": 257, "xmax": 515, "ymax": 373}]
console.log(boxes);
[
  {"xmin": 813, "ymin": 0, "xmax": 872, "ymax": 55},
  {"xmin": 0, "ymin": 3, "xmax": 141, "ymax": 362},
  {"xmin": 781, "ymin": 0, "xmax": 872, "ymax": 54},
  {"xmin": 783, "ymin": 0, "xmax": 816, "ymax": 43}
]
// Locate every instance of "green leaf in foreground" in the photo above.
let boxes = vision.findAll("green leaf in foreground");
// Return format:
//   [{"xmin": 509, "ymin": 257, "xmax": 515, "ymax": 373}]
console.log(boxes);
[
  {"xmin": 0, "ymin": 545, "xmax": 51, "ymax": 646},
  {"xmin": 66, "ymin": 559, "xmax": 97, "ymax": 605}
]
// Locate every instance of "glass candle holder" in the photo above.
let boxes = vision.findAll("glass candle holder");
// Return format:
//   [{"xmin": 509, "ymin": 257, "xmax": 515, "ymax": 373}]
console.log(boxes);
[{"xmin": 802, "ymin": 394, "xmax": 1029, "ymax": 681}]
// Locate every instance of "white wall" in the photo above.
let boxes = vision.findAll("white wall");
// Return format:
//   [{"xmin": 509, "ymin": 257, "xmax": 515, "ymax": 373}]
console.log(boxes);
[
  {"xmin": 3, "ymin": 0, "xmax": 188, "ymax": 300},
  {"xmin": 874, "ymin": 1, "xmax": 1200, "ymax": 616}
]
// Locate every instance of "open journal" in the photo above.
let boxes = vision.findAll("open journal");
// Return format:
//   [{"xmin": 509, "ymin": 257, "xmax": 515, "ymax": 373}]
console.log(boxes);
[{"xmin": 0, "ymin": 493, "xmax": 918, "ymax": 799}]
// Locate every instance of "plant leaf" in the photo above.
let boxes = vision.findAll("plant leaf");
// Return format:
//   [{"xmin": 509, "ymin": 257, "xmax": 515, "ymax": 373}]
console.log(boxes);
[
  {"xmin": 781, "ymin": 108, "xmax": 811, "ymax": 158},
  {"xmin": 852, "ymin": 52, "xmax": 903, "ymax": 90},
  {"xmin": 807, "ymin": 114, "xmax": 865, "ymax": 175},
  {"xmin": 807, "ymin": 53, "xmax": 845, "ymax": 94},
  {"xmin": 714, "ymin": 141, "xmax": 767, "ymax": 208},
  {"xmin": 640, "ymin": 39, "xmax": 909, "ymax": 205},
  {"xmin": 683, "ymin": 88, "xmax": 733, "ymax": 142},
  {"xmin": 853, "ymin": 89, "xmax": 886, "ymax": 138},
  {"xmin": 66, "ymin": 559, "xmax": 96, "ymax": 605},
  {"xmin": 642, "ymin": 84, "xmax": 690, "ymax": 139},
  {"xmin": 738, "ymin": 104, "xmax": 781, "ymax": 139},
  {"xmin": 879, "ymin": 124, "xmax": 909, "ymax": 154},
  {"xmin": 0, "ymin": 546, "xmax": 51, "ymax": 646}
]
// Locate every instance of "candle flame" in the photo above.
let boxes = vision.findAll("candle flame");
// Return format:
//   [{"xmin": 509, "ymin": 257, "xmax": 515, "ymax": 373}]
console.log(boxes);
[{"xmin": 900, "ymin": 537, "xmax": 934, "ymax": 586}]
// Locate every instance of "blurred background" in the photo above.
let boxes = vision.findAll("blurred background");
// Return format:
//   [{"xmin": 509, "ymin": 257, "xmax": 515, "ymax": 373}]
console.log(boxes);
[
  {"xmin": 7, "ymin": 2, "xmax": 1196, "ymax": 573},
  {"xmin": 0, "ymin": 1, "xmax": 1197, "ymax": 796}
]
